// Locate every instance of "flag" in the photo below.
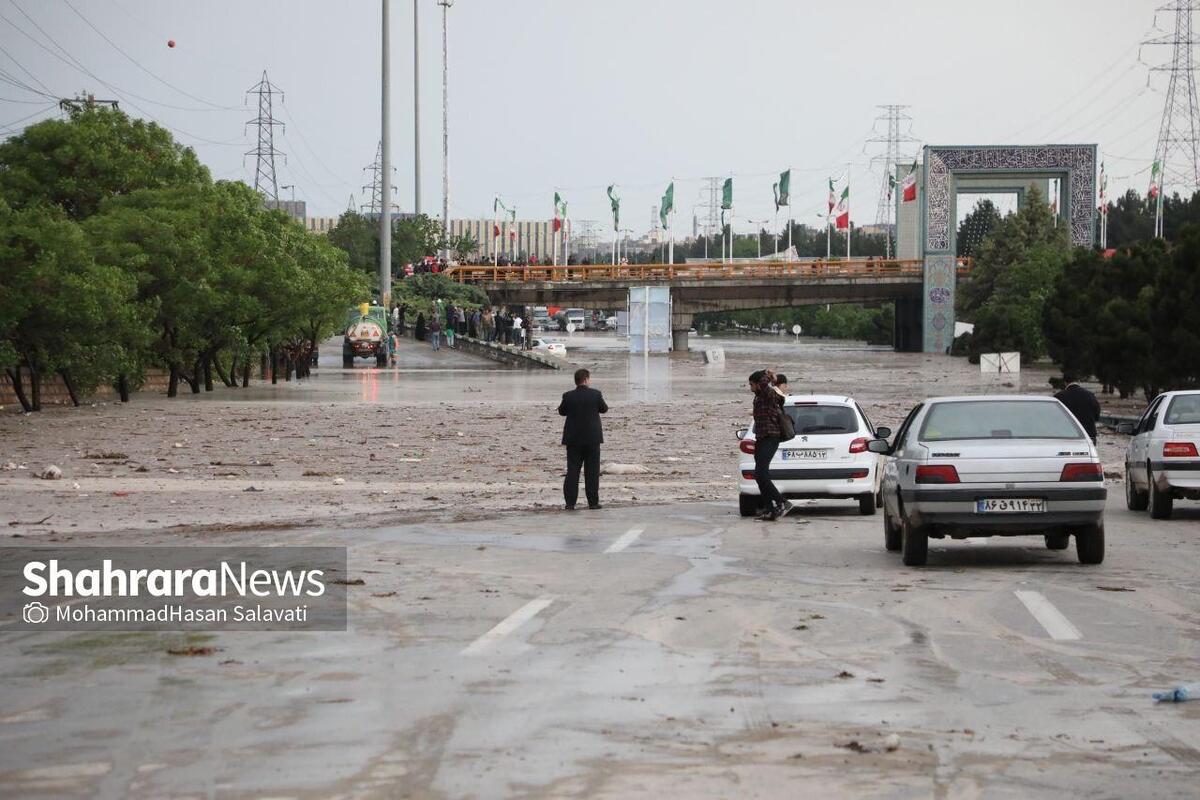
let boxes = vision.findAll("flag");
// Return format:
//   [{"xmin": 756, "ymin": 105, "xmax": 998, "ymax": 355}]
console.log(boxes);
[
  {"xmin": 887, "ymin": 174, "xmax": 896, "ymax": 200},
  {"xmin": 1149, "ymin": 160, "xmax": 1161, "ymax": 199},
  {"xmin": 901, "ymin": 159, "xmax": 918, "ymax": 203},
  {"xmin": 659, "ymin": 181, "xmax": 674, "ymax": 229},
  {"xmin": 493, "ymin": 223, "xmax": 500, "ymax": 238},
  {"xmin": 827, "ymin": 177, "xmax": 836, "ymax": 214},
  {"xmin": 553, "ymin": 192, "xmax": 565, "ymax": 232},
  {"xmin": 606, "ymin": 185, "xmax": 620, "ymax": 231},
  {"xmin": 835, "ymin": 186, "xmax": 850, "ymax": 230},
  {"xmin": 773, "ymin": 182, "xmax": 780, "ymax": 212},
  {"xmin": 777, "ymin": 169, "xmax": 790, "ymax": 208},
  {"xmin": 721, "ymin": 178, "xmax": 733, "ymax": 210},
  {"xmin": 1099, "ymin": 161, "xmax": 1108, "ymax": 214}
]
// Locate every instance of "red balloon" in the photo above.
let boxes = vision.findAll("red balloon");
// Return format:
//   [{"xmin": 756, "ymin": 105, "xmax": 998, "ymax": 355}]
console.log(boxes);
[{"xmin": 167, "ymin": 39, "xmax": 175, "ymax": 48}]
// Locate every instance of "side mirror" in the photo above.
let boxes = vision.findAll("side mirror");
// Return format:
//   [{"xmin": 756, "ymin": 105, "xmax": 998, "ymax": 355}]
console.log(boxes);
[
  {"xmin": 1116, "ymin": 422, "xmax": 1136, "ymax": 435},
  {"xmin": 867, "ymin": 439, "xmax": 891, "ymax": 455},
  {"xmin": 736, "ymin": 428, "xmax": 748, "ymax": 441},
  {"xmin": 875, "ymin": 426, "xmax": 892, "ymax": 439}
]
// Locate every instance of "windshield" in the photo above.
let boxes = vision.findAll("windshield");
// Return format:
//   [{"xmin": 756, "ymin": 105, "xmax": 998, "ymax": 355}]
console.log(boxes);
[
  {"xmin": 1165, "ymin": 395, "xmax": 1200, "ymax": 425},
  {"xmin": 784, "ymin": 405, "xmax": 859, "ymax": 435},
  {"xmin": 919, "ymin": 401, "xmax": 1084, "ymax": 442}
]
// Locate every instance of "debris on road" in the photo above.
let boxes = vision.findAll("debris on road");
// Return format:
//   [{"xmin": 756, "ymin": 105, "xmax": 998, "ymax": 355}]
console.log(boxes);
[
  {"xmin": 602, "ymin": 463, "xmax": 649, "ymax": 475},
  {"xmin": 835, "ymin": 739, "xmax": 870, "ymax": 753},
  {"xmin": 167, "ymin": 645, "xmax": 219, "ymax": 656},
  {"xmin": 1152, "ymin": 683, "xmax": 1198, "ymax": 703},
  {"xmin": 1096, "ymin": 586, "xmax": 1135, "ymax": 592},
  {"xmin": 36, "ymin": 465, "xmax": 62, "ymax": 480},
  {"xmin": 332, "ymin": 477, "xmax": 346, "ymax": 485},
  {"xmin": 884, "ymin": 733, "xmax": 901, "ymax": 751}
]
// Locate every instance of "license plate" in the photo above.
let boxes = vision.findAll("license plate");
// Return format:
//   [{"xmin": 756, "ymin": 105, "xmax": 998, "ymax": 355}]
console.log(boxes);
[
  {"xmin": 975, "ymin": 498, "xmax": 1046, "ymax": 514},
  {"xmin": 781, "ymin": 449, "xmax": 828, "ymax": 461}
]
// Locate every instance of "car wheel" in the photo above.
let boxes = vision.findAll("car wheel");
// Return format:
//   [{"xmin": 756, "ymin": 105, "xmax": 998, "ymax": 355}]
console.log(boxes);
[
  {"xmin": 1125, "ymin": 463, "xmax": 1148, "ymax": 511},
  {"xmin": 1075, "ymin": 522, "xmax": 1105, "ymax": 565},
  {"xmin": 883, "ymin": 508, "xmax": 901, "ymax": 552},
  {"xmin": 738, "ymin": 493, "xmax": 761, "ymax": 518},
  {"xmin": 900, "ymin": 515, "xmax": 928, "ymax": 567},
  {"xmin": 858, "ymin": 493, "xmax": 876, "ymax": 516},
  {"xmin": 875, "ymin": 488, "xmax": 883, "ymax": 509},
  {"xmin": 376, "ymin": 351, "xmax": 388, "ymax": 368},
  {"xmin": 1148, "ymin": 466, "xmax": 1174, "ymax": 520},
  {"xmin": 342, "ymin": 355, "xmax": 354, "ymax": 368},
  {"xmin": 1044, "ymin": 533, "xmax": 1070, "ymax": 550}
]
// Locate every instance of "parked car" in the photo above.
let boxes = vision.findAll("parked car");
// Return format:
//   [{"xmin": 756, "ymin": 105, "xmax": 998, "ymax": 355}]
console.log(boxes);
[
  {"xmin": 871, "ymin": 396, "xmax": 1106, "ymax": 566},
  {"xmin": 736, "ymin": 395, "xmax": 888, "ymax": 518},
  {"xmin": 1119, "ymin": 390, "xmax": 1200, "ymax": 519},
  {"xmin": 532, "ymin": 338, "xmax": 567, "ymax": 357}
]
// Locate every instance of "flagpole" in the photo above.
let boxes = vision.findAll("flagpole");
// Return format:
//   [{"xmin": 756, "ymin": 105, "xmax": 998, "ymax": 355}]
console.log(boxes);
[
  {"xmin": 492, "ymin": 199, "xmax": 497, "ymax": 267},
  {"xmin": 845, "ymin": 164, "xmax": 851, "ymax": 260},
  {"xmin": 787, "ymin": 165, "xmax": 793, "ymax": 261}
]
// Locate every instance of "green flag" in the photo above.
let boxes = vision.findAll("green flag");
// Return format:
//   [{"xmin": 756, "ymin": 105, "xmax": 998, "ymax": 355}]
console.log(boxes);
[
  {"xmin": 778, "ymin": 169, "xmax": 790, "ymax": 207},
  {"xmin": 495, "ymin": 197, "xmax": 515, "ymax": 221},
  {"xmin": 721, "ymin": 177, "xmax": 733, "ymax": 210},
  {"xmin": 659, "ymin": 181, "xmax": 674, "ymax": 229},
  {"xmin": 607, "ymin": 184, "xmax": 621, "ymax": 231}
]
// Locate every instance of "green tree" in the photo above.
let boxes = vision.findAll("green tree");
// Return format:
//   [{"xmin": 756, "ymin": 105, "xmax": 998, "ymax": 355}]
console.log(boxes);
[
  {"xmin": 450, "ymin": 233, "xmax": 478, "ymax": 262},
  {"xmin": 0, "ymin": 107, "xmax": 209, "ymax": 221},
  {"xmin": 1150, "ymin": 223, "xmax": 1200, "ymax": 390},
  {"xmin": 956, "ymin": 198, "xmax": 1002, "ymax": 258}
]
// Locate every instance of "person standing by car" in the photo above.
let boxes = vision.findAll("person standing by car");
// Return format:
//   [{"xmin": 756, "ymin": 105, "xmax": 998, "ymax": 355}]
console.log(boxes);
[
  {"xmin": 1056, "ymin": 380, "xmax": 1101, "ymax": 443},
  {"xmin": 750, "ymin": 370, "xmax": 792, "ymax": 521},
  {"xmin": 775, "ymin": 373, "xmax": 790, "ymax": 395},
  {"xmin": 559, "ymin": 368, "xmax": 609, "ymax": 510}
]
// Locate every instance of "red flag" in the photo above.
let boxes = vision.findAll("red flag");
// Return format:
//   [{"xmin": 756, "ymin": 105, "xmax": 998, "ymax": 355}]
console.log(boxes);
[
  {"xmin": 552, "ymin": 218, "xmax": 562, "ymax": 233},
  {"xmin": 493, "ymin": 224, "xmax": 501, "ymax": 238}
]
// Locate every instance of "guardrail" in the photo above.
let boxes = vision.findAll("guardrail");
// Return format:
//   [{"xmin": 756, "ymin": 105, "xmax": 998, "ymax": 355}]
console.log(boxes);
[{"xmin": 441, "ymin": 258, "xmax": 971, "ymax": 284}]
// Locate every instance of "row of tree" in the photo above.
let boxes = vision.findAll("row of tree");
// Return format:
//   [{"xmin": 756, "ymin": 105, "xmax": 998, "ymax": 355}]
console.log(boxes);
[
  {"xmin": 955, "ymin": 186, "xmax": 1199, "ymax": 398},
  {"xmin": 0, "ymin": 108, "xmax": 367, "ymax": 411}
]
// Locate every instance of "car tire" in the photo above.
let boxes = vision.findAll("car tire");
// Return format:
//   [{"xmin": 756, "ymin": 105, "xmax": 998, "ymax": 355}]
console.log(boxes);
[
  {"xmin": 376, "ymin": 351, "xmax": 388, "ymax": 368},
  {"xmin": 342, "ymin": 355, "xmax": 354, "ymax": 368},
  {"xmin": 1125, "ymin": 463, "xmax": 1149, "ymax": 511},
  {"xmin": 1148, "ymin": 466, "xmax": 1174, "ymax": 520},
  {"xmin": 858, "ymin": 493, "xmax": 876, "ymax": 516},
  {"xmin": 738, "ymin": 494, "xmax": 761, "ymax": 518},
  {"xmin": 900, "ymin": 516, "xmax": 928, "ymax": 567},
  {"xmin": 875, "ymin": 488, "xmax": 883, "ymax": 509},
  {"xmin": 1044, "ymin": 533, "xmax": 1070, "ymax": 550},
  {"xmin": 883, "ymin": 509, "xmax": 901, "ymax": 552},
  {"xmin": 1075, "ymin": 521, "xmax": 1105, "ymax": 565}
]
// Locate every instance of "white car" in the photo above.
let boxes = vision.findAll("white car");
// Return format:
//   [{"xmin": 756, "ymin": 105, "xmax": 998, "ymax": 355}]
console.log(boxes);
[
  {"xmin": 736, "ymin": 395, "xmax": 888, "ymax": 517},
  {"xmin": 532, "ymin": 338, "xmax": 567, "ymax": 357},
  {"xmin": 1120, "ymin": 390, "xmax": 1200, "ymax": 519},
  {"xmin": 871, "ymin": 396, "xmax": 1107, "ymax": 567}
]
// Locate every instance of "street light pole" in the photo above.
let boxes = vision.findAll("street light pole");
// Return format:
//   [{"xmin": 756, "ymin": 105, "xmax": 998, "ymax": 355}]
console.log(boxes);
[
  {"xmin": 380, "ymin": 0, "xmax": 392, "ymax": 306},
  {"xmin": 438, "ymin": 0, "xmax": 452, "ymax": 258},
  {"xmin": 413, "ymin": 0, "xmax": 421, "ymax": 216}
]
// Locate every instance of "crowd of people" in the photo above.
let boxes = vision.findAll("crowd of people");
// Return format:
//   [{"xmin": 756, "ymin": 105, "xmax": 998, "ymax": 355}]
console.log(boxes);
[{"xmin": 399, "ymin": 300, "xmax": 536, "ymax": 351}]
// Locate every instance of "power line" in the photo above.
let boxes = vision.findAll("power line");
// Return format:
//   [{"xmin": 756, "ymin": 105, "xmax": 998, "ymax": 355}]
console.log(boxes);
[
  {"xmin": 0, "ymin": 41, "xmax": 53, "ymax": 96},
  {"xmin": 61, "ymin": 0, "xmax": 238, "ymax": 112}
]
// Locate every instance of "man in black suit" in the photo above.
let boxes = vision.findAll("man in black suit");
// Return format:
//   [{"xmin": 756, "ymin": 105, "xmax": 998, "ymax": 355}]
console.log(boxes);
[
  {"xmin": 559, "ymin": 368, "xmax": 609, "ymax": 510},
  {"xmin": 1055, "ymin": 380, "xmax": 1102, "ymax": 443}
]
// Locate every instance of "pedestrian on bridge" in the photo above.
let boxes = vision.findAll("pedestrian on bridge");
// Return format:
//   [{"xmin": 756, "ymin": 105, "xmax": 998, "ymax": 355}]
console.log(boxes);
[{"xmin": 559, "ymin": 368, "xmax": 609, "ymax": 511}]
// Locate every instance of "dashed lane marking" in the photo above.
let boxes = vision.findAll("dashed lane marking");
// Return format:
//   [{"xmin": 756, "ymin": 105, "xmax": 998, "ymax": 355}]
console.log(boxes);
[
  {"xmin": 1014, "ymin": 590, "xmax": 1082, "ymax": 641},
  {"xmin": 460, "ymin": 595, "xmax": 555, "ymax": 656},
  {"xmin": 604, "ymin": 528, "xmax": 644, "ymax": 554}
]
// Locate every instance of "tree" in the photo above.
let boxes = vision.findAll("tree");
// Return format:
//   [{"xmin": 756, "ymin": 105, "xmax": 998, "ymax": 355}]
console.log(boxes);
[
  {"xmin": 956, "ymin": 198, "xmax": 1002, "ymax": 258},
  {"xmin": 451, "ymin": 234, "xmax": 478, "ymax": 262},
  {"xmin": 0, "ymin": 201, "xmax": 141, "ymax": 411},
  {"xmin": 0, "ymin": 107, "xmax": 209, "ymax": 221},
  {"xmin": 1150, "ymin": 223, "xmax": 1200, "ymax": 390}
]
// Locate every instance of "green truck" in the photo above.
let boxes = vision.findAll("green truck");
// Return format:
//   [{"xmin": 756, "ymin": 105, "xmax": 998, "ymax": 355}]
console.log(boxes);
[{"xmin": 342, "ymin": 303, "xmax": 391, "ymax": 368}]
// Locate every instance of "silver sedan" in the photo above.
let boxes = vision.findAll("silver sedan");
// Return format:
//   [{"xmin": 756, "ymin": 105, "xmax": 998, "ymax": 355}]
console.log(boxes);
[{"xmin": 870, "ymin": 396, "xmax": 1107, "ymax": 566}]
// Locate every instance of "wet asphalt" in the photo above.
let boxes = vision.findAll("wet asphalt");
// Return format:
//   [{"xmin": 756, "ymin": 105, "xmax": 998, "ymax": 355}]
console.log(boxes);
[{"xmin": 1, "ymin": 495, "xmax": 1197, "ymax": 798}]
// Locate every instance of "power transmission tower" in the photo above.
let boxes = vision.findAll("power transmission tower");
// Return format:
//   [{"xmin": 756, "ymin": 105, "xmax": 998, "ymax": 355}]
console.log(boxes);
[
  {"xmin": 439, "ymin": 0, "xmax": 453, "ymax": 256},
  {"xmin": 347, "ymin": 194, "xmax": 357, "ymax": 214},
  {"xmin": 245, "ymin": 71, "xmax": 285, "ymax": 203},
  {"xmin": 59, "ymin": 90, "xmax": 118, "ymax": 114},
  {"xmin": 692, "ymin": 178, "xmax": 721, "ymax": 258},
  {"xmin": 865, "ymin": 104, "xmax": 920, "ymax": 258},
  {"xmin": 1143, "ymin": 1, "xmax": 1200, "ymax": 236},
  {"xmin": 361, "ymin": 141, "xmax": 398, "ymax": 215}
]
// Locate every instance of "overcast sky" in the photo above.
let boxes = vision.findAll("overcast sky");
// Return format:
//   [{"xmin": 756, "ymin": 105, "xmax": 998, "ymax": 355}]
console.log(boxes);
[{"xmin": 0, "ymin": 1, "xmax": 1175, "ymax": 234}]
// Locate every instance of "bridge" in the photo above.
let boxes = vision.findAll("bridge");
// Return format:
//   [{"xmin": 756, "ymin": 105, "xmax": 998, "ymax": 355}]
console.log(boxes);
[{"xmin": 443, "ymin": 258, "xmax": 970, "ymax": 352}]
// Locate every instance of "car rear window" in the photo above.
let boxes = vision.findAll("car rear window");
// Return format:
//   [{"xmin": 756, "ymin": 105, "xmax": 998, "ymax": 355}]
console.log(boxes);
[
  {"xmin": 919, "ymin": 401, "xmax": 1084, "ymax": 442},
  {"xmin": 1165, "ymin": 395, "xmax": 1200, "ymax": 425},
  {"xmin": 785, "ymin": 404, "xmax": 859, "ymax": 435}
]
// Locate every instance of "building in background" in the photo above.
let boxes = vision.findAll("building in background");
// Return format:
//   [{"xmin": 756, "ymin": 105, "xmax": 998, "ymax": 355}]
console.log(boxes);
[
  {"xmin": 446, "ymin": 218, "xmax": 571, "ymax": 262},
  {"xmin": 265, "ymin": 199, "xmax": 306, "ymax": 222},
  {"xmin": 305, "ymin": 216, "xmax": 339, "ymax": 234}
]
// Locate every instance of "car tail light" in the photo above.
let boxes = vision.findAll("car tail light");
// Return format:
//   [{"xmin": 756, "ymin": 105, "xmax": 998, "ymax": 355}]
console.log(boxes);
[
  {"xmin": 741, "ymin": 470, "xmax": 755, "ymax": 480},
  {"xmin": 1163, "ymin": 441, "xmax": 1199, "ymax": 458},
  {"xmin": 915, "ymin": 465, "xmax": 960, "ymax": 484},
  {"xmin": 849, "ymin": 437, "xmax": 869, "ymax": 454},
  {"xmin": 1060, "ymin": 462, "xmax": 1103, "ymax": 482},
  {"xmin": 739, "ymin": 439, "xmax": 756, "ymax": 455},
  {"xmin": 849, "ymin": 469, "xmax": 869, "ymax": 479}
]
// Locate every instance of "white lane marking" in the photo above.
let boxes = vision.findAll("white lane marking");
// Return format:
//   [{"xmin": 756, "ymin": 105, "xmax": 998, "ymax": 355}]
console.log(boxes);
[
  {"xmin": 1014, "ymin": 590, "xmax": 1082, "ymax": 641},
  {"xmin": 461, "ymin": 595, "xmax": 555, "ymax": 656},
  {"xmin": 604, "ymin": 527, "xmax": 644, "ymax": 554}
]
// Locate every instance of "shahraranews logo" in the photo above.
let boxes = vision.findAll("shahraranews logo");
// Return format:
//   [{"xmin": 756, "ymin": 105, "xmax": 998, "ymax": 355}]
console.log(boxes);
[{"xmin": 22, "ymin": 558, "xmax": 327, "ymax": 624}]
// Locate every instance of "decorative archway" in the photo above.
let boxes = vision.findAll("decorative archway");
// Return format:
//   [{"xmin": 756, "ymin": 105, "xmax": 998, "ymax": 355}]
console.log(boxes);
[{"xmin": 919, "ymin": 144, "xmax": 1097, "ymax": 353}]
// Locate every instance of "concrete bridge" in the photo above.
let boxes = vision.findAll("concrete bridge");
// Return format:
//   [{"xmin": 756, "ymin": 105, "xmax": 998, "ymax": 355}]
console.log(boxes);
[{"xmin": 443, "ymin": 259, "xmax": 970, "ymax": 352}]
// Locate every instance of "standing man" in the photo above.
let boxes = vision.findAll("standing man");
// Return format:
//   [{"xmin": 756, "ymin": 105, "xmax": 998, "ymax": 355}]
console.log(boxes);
[
  {"xmin": 750, "ymin": 369, "xmax": 792, "ymax": 521},
  {"xmin": 559, "ymin": 368, "xmax": 609, "ymax": 510},
  {"xmin": 1055, "ymin": 380, "xmax": 1102, "ymax": 443}
]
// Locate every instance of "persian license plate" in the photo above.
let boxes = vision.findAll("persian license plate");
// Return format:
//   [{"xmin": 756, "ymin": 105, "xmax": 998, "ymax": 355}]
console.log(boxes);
[
  {"xmin": 975, "ymin": 498, "xmax": 1046, "ymax": 514},
  {"xmin": 781, "ymin": 449, "xmax": 828, "ymax": 461}
]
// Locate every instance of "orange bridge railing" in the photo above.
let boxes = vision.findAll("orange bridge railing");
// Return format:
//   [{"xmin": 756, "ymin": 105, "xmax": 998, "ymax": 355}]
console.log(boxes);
[{"xmin": 442, "ymin": 258, "xmax": 971, "ymax": 284}]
